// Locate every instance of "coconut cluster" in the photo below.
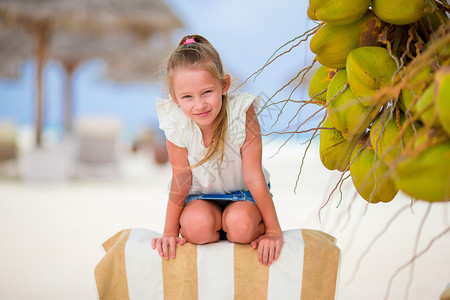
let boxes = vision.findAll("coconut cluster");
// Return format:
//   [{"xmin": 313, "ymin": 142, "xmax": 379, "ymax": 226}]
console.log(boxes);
[{"xmin": 307, "ymin": 0, "xmax": 450, "ymax": 203}]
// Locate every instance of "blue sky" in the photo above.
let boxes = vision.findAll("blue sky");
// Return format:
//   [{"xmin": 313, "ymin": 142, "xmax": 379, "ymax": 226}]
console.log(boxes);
[{"xmin": 0, "ymin": 0, "xmax": 319, "ymax": 140}]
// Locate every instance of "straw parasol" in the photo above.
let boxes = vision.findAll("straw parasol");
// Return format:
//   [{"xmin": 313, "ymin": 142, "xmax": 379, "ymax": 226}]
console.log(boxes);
[
  {"xmin": 0, "ymin": 24, "xmax": 32, "ymax": 79},
  {"xmin": 49, "ymin": 31, "xmax": 174, "ymax": 134},
  {"xmin": 0, "ymin": 0, "xmax": 183, "ymax": 147},
  {"xmin": 103, "ymin": 32, "xmax": 171, "ymax": 84},
  {"xmin": 0, "ymin": 27, "xmax": 175, "ymax": 135}
]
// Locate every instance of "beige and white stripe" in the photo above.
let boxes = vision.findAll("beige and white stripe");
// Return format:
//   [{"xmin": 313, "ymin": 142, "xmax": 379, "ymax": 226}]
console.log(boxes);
[
  {"xmin": 95, "ymin": 228, "xmax": 340, "ymax": 300},
  {"xmin": 267, "ymin": 230, "xmax": 304, "ymax": 299},
  {"xmin": 197, "ymin": 241, "xmax": 234, "ymax": 299}
]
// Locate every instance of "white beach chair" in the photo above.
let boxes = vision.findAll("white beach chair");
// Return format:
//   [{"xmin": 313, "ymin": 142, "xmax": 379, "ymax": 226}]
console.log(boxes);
[
  {"xmin": 0, "ymin": 122, "xmax": 19, "ymax": 177},
  {"xmin": 74, "ymin": 116, "xmax": 123, "ymax": 179}
]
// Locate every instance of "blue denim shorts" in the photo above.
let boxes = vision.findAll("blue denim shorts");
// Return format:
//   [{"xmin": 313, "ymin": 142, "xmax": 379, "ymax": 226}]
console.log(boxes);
[{"xmin": 184, "ymin": 183, "xmax": 271, "ymax": 207}]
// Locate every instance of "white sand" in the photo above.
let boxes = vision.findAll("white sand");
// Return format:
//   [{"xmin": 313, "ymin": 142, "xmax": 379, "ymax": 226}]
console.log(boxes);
[{"xmin": 0, "ymin": 141, "xmax": 449, "ymax": 300}]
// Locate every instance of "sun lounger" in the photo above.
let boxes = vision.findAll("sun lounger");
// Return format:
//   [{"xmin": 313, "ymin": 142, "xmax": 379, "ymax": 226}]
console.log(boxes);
[
  {"xmin": 75, "ymin": 116, "xmax": 123, "ymax": 178},
  {"xmin": 0, "ymin": 122, "xmax": 18, "ymax": 162},
  {"xmin": 0, "ymin": 122, "xmax": 19, "ymax": 177}
]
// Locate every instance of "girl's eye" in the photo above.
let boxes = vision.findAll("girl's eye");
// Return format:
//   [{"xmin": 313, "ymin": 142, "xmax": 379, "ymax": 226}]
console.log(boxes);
[
  {"xmin": 203, "ymin": 90, "xmax": 212, "ymax": 95},
  {"xmin": 182, "ymin": 95, "xmax": 192, "ymax": 100}
]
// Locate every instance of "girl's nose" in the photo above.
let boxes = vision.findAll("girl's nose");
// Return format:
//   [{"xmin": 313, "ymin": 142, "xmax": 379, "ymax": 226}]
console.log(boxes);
[{"xmin": 195, "ymin": 98, "xmax": 207, "ymax": 110}]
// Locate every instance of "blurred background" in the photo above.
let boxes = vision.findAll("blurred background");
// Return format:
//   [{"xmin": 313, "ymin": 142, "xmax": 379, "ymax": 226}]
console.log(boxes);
[
  {"xmin": 0, "ymin": 0, "xmax": 315, "ymax": 179},
  {"xmin": 0, "ymin": 1, "xmax": 449, "ymax": 300}
]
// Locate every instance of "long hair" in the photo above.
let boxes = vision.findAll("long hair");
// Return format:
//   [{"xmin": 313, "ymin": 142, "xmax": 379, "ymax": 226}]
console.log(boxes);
[{"xmin": 166, "ymin": 34, "xmax": 228, "ymax": 168}]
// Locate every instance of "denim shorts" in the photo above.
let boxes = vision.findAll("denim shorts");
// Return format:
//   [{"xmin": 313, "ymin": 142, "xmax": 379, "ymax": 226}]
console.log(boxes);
[{"xmin": 184, "ymin": 183, "xmax": 271, "ymax": 207}]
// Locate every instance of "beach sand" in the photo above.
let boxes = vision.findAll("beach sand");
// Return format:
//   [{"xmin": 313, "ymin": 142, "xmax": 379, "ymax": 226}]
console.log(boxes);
[{"xmin": 0, "ymin": 140, "xmax": 449, "ymax": 300}]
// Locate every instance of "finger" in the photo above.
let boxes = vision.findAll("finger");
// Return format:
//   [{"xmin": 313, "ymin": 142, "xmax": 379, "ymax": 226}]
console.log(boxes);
[
  {"xmin": 257, "ymin": 241, "xmax": 264, "ymax": 264},
  {"xmin": 274, "ymin": 242, "xmax": 282, "ymax": 261},
  {"xmin": 156, "ymin": 240, "xmax": 164, "ymax": 257},
  {"xmin": 268, "ymin": 243, "xmax": 275, "ymax": 266},
  {"xmin": 162, "ymin": 240, "xmax": 170, "ymax": 260},
  {"xmin": 251, "ymin": 237, "xmax": 260, "ymax": 249},
  {"xmin": 169, "ymin": 239, "xmax": 176, "ymax": 258},
  {"xmin": 151, "ymin": 238, "xmax": 156, "ymax": 250},
  {"xmin": 178, "ymin": 237, "xmax": 186, "ymax": 245},
  {"xmin": 262, "ymin": 242, "xmax": 270, "ymax": 266}
]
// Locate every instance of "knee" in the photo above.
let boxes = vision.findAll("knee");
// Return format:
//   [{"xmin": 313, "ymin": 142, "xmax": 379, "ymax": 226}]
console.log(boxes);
[
  {"xmin": 181, "ymin": 212, "xmax": 219, "ymax": 244},
  {"xmin": 224, "ymin": 211, "xmax": 260, "ymax": 244}
]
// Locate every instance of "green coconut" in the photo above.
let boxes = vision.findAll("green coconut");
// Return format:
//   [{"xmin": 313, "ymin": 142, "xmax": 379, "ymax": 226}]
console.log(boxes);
[
  {"xmin": 396, "ymin": 141, "xmax": 450, "ymax": 202},
  {"xmin": 319, "ymin": 116, "xmax": 359, "ymax": 171},
  {"xmin": 350, "ymin": 142, "xmax": 399, "ymax": 203},
  {"xmin": 414, "ymin": 83, "xmax": 441, "ymax": 127},
  {"xmin": 370, "ymin": 110, "xmax": 416, "ymax": 165},
  {"xmin": 308, "ymin": 65, "xmax": 336, "ymax": 104},
  {"xmin": 372, "ymin": 0, "xmax": 435, "ymax": 25},
  {"xmin": 435, "ymin": 67, "xmax": 450, "ymax": 135},
  {"xmin": 346, "ymin": 46, "xmax": 397, "ymax": 106},
  {"xmin": 400, "ymin": 67, "xmax": 433, "ymax": 113},
  {"xmin": 310, "ymin": 13, "xmax": 384, "ymax": 69},
  {"xmin": 326, "ymin": 69, "xmax": 378, "ymax": 140},
  {"xmin": 307, "ymin": 0, "xmax": 371, "ymax": 25}
]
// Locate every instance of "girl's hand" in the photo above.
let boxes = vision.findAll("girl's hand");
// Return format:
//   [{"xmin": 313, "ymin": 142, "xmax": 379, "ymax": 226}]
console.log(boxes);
[
  {"xmin": 151, "ymin": 236, "xmax": 186, "ymax": 260},
  {"xmin": 251, "ymin": 233, "xmax": 283, "ymax": 266}
]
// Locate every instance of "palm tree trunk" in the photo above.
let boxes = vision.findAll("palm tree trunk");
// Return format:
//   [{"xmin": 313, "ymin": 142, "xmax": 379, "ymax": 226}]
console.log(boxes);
[
  {"xmin": 34, "ymin": 22, "xmax": 49, "ymax": 148},
  {"xmin": 63, "ymin": 59, "xmax": 78, "ymax": 135}
]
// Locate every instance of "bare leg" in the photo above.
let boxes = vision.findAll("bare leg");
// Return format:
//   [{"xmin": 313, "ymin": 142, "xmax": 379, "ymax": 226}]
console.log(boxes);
[
  {"xmin": 179, "ymin": 200, "xmax": 222, "ymax": 244},
  {"xmin": 222, "ymin": 201, "xmax": 265, "ymax": 243}
]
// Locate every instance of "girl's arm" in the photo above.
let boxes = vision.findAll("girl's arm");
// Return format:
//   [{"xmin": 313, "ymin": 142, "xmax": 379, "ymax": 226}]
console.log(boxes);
[
  {"xmin": 152, "ymin": 139, "xmax": 192, "ymax": 259},
  {"xmin": 241, "ymin": 104, "xmax": 283, "ymax": 264}
]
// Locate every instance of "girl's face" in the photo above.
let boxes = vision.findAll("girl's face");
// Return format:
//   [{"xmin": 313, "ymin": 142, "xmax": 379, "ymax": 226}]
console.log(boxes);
[{"xmin": 170, "ymin": 68, "xmax": 230, "ymax": 132}]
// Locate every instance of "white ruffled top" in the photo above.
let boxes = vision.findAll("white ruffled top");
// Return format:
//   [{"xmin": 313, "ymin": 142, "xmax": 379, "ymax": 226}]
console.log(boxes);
[{"xmin": 156, "ymin": 92, "xmax": 270, "ymax": 195}]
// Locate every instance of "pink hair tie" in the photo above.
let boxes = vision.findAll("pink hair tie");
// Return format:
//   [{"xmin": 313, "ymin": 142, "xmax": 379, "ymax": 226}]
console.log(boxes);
[{"xmin": 183, "ymin": 38, "xmax": 196, "ymax": 45}]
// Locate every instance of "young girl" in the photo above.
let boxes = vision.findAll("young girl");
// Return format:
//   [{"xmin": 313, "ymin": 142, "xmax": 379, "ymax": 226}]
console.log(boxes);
[{"xmin": 151, "ymin": 35, "xmax": 283, "ymax": 266}]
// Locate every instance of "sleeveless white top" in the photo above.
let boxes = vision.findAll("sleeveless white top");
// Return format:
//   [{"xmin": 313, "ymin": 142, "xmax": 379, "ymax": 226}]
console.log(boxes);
[{"xmin": 156, "ymin": 92, "xmax": 270, "ymax": 195}]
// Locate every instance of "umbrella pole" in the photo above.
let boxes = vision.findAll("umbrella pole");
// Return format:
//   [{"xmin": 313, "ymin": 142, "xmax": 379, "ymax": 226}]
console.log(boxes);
[
  {"xmin": 34, "ymin": 22, "xmax": 49, "ymax": 148},
  {"xmin": 63, "ymin": 60, "xmax": 79, "ymax": 135}
]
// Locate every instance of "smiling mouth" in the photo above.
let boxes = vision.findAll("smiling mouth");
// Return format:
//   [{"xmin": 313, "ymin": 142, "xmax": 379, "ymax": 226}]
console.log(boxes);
[{"xmin": 195, "ymin": 110, "xmax": 211, "ymax": 117}]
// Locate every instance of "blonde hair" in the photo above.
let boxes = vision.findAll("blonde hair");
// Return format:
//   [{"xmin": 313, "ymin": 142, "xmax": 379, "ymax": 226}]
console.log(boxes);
[{"xmin": 166, "ymin": 34, "xmax": 228, "ymax": 168}]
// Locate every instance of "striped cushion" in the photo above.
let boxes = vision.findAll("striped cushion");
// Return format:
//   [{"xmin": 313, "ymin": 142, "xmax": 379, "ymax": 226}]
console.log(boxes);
[{"xmin": 95, "ymin": 229, "xmax": 341, "ymax": 300}]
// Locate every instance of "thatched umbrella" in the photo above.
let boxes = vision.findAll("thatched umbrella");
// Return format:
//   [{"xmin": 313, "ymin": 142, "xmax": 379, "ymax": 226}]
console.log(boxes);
[
  {"xmin": 0, "ymin": 0, "xmax": 183, "ymax": 147},
  {"xmin": 0, "ymin": 24, "xmax": 32, "ymax": 79},
  {"xmin": 49, "ymin": 31, "xmax": 174, "ymax": 134},
  {"xmin": 0, "ymin": 27, "xmax": 174, "ymax": 135},
  {"xmin": 103, "ymin": 33, "xmax": 171, "ymax": 84}
]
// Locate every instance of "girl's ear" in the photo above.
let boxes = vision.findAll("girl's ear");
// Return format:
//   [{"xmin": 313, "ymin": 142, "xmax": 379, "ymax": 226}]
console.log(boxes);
[
  {"xmin": 169, "ymin": 88, "xmax": 179, "ymax": 105},
  {"xmin": 222, "ymin": 74, "xmax": 231, "ymax": 95}
]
